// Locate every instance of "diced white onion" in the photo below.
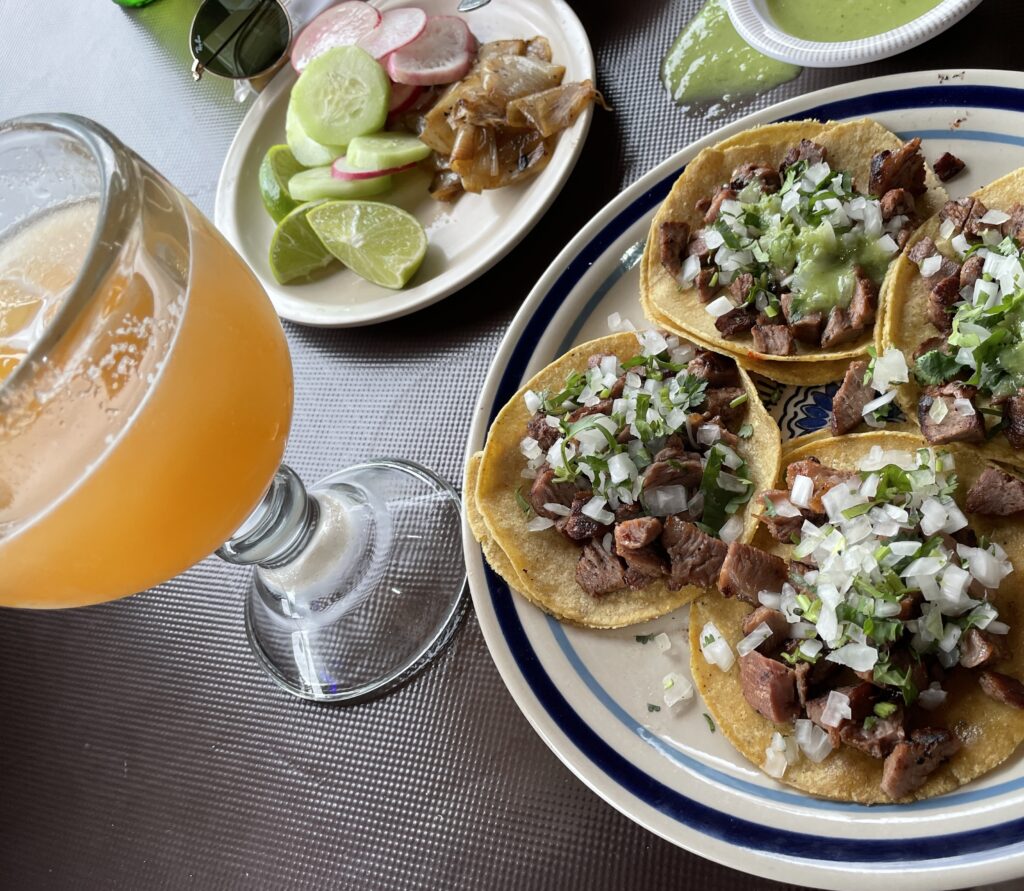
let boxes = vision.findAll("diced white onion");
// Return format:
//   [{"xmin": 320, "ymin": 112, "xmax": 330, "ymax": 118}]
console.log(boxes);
[
  {"xmin": 876, "ymin": 233, "xmax": 899, "ymax": 254},
  {"xmin": 799, "ymin": 638, "xmax": 823, "ymax": 659},
  {"xmin": 918, "ymin": 682, "xmax": 947, "ymax": 711},
  {"xmin": 582, "ymin": 496, "xmax": 615, "ymax": 525},
  {"xmin": 919, "ymin": 254, "xmax": 942, "ymax": 277},
  {"xmin": 718, "ymin": 445, "xmax": 743, "ymax": 470},
  {"xmin": 928, "ymin": 397, "xmax": 949, "ymax": 424},
  {"xmin": 795, "ymin": 718, "xmax": 834, "ymax": 763},
  {"xmin": 719, "ymin": 514, "xmax": 745, "ymax": 543},
  {"xmin": 736, "ymin": 621, "xmax": 774, "ymax": 657},
  {"xmin": 790, "ymin": 474, "xmax": 813, "ymax": 509},
  {"xmin": 820, "ymin": 690, "xmax": 852, "ymax": 728},
  {"xmin": 703, "ymin": 228, "xmax": 725, "ymax": 249},
  {"xmin": 543, "ymin": 502, "xmax": 571, "ymax": 517},
  {"xmin": 772, "ymin": 497, "xmax": 802, "ymax": 518},
  {"xmin": 953, "ymin": 397, "xmax": 975, "ymax": 416},
  {"xmin": 524, "ymin": 391, "xmax": 542, "ymax": 413},
  {"xmin": 951, "ymin": 232, "xmax": 971, "ymax": 256},
  {"xmin": 758, "ymin": 590, "xmax": 782, "ymax": 610},
  {"xmin": 644, "ymin": 485, "xmax": 689, "ymax": 517},
  {"xmin": 705, "ymin": 296, "xmax": 735, "ymax": 318},
  {"xmin": 663, "ymin": 671, "xmax": 694, "ymax": 707},
  {"xmin": 526, "ymin": 516, "xmax": 555, "ymax": 531},
  {"xmin": 988, "ymin": 620, "xmax": 1010, "ymax": 635},
  {"xmin": 718, "ymin": 472, "xmax": 749, "ymax": 494},
  {"xmin": 654, "ymin": 632, "xmax": 672, "ymax": 653},
  {"xmin": 602, "ymin": 532, "xmax": 614, "ymax": 553},
  {"xmin": 862, "ymin": 389, "xmax": 897, "ymax": 417},
  {"xmin": 763, "ymin": 745, "xmax": 788, "ymax": 779},
  {"xmin": 697, "ymin": 423, "xmax": 722, "ymax": 446},
  {"xmin": 638, "ymin": 329, "xmax": 669, "ymax": 357},
  {"xmin": 788, "ymin": 621, "xmax": 817, "ymax": 640},
  {"xmin": 939, "ymin": 622, "xmax": 962, "ymax": 652},
  {"xmin": 825, "ymin": 643, "xmax": 878, "ymax": 672},
  {"xmin": 981, "ymin": 208, "xmax": 1011, "ymax": 225},
  {"xmin": 608, "ymin": 453, "xmax": 637, "ymax": 484},
  {"xmin": 938, "ymin": 217, "xmax": 957, "ymax": 240},
  {"xmin": 678, "ymin": 253, "xmax": 701, "ymax": 285},
  {"xmin": 958, "ymin": 543, "xmax": 1013, "ymax": 589},
  {"xmin": 700, "ymin": 622, "xmax": 735, "ymax": 672}
]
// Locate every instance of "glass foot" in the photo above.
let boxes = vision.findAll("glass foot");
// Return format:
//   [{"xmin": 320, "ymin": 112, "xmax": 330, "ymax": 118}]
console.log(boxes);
[{"xmin": 242, "ymin": 459, "xmax": 467, "ymax": 703}]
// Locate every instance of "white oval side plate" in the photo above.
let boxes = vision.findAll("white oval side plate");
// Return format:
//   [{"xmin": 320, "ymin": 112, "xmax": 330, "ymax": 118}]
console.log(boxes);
[
  {"xmin": 214, "ymin": 0, "xmax": 594, "ymax": 327},
  {"xmin": 463, "ymin": 70, "xmax": 1024, "ymax": 891}
]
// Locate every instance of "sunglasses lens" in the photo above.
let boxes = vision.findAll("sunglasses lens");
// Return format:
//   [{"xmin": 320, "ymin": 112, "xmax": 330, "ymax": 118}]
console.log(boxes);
[{"xmin": 191, "ymin": 0, "xmax": 290, "ymax": 80}]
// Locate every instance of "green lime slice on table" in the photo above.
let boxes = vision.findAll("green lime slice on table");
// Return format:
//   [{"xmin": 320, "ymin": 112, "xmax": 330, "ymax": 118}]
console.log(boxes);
[
  {"xmin": 285, "ymin": 102, "xmax": 345, "ymax": 167},
  {"xmin": 269, "ymin": 201, "xmax": 335, "ymax": 284},
  {"xmin": 287, "ymin": 166, "xmax": 393, "ymax": 202},
  {"xmin": 307, "ymin": 201, "xmax": 427, "ymax": 289},
  {"xmin": 346, "ymin": 132, "xmax": 431, "ymax": 170},
  {"xmin": 291, "ymin": 46, "xmax": 390, "ymax": 147},
  {"xmin": 259, "ymin": 145, "xmax": 306, "ymax": 222}
]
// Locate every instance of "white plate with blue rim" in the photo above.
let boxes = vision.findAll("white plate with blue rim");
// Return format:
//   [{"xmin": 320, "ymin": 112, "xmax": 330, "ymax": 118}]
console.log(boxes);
[
  {"xmin": 214, "ymin": 0, "xmax": 593, "ymax": 327},
  {"xmin": 462, "ymin": 70, "xmax": 1024, "ymax": 891}
]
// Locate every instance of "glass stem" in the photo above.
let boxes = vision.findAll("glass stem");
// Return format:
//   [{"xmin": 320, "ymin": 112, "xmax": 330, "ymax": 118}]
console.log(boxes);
[{"xmin": 217, "ymin": 464, "xmax": 319, "ymax": 569}]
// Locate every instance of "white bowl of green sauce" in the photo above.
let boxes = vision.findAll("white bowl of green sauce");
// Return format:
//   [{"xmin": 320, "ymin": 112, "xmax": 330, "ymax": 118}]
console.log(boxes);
[{"xmin": 727, "ymin": 0, "xmax": 983, "ymax": 67}]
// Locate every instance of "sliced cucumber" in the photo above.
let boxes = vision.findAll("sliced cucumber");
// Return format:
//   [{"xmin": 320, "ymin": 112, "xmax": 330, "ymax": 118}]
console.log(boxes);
[
  {"xmin": 285, "ymin": 102, "xmax": 345, "ymax": 168},
  {"xmin": 288, "ymin": 166, "xmax": 393, "ymax": 202},
  {"xmin": 291, "ymin": 46, "xmax": 389, "ymax": 147},
  {"xmin": 346, "ymin": 132, "xmax": 431, "ymax": 170}
]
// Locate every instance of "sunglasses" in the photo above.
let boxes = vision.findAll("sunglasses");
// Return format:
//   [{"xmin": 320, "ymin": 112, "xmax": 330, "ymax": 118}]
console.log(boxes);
[{"xmin": 190, "ymin": 0, "xmax": 293, "ymax": 82}]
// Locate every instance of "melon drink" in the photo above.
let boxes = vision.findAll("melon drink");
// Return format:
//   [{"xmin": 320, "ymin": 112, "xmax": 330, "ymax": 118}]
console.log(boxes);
[
  {"xmin": 0, "ymin": 114, "xmax": 465, "ymax": 703},
  {"xmin": 0, "ymin": 116, "xmax": 293, "ymax": 608}
]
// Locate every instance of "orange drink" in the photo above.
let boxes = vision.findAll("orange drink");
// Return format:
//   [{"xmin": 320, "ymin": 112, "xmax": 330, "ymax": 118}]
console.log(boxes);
[{"xmin": 0, "ymin": 125, "xmax": 293, "ymax": 608}]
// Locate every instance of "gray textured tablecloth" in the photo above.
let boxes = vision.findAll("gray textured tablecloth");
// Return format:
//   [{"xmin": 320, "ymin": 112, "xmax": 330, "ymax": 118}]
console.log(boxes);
[{"xmin": 2, "ymin": 1, "xmax": 1023, "ymax": 888}]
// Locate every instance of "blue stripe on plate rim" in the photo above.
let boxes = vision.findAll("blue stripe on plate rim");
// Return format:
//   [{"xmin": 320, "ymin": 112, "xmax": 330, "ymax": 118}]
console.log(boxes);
[{"xmin": 481, "ymin": 82, "xmax": 1024, "ymax": 864}]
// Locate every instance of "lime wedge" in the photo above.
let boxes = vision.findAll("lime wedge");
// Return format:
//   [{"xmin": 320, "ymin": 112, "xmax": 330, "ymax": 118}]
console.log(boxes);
[
  {"xmin": 307, "ymin": 201, "xmax": 427, "ymax": 289},
  {"xmin": 288, "ymin": 166, "xmax": 392, "ymax": 202},
  {"xmin": 259, "ymin": 145, "xmax": 306, "ymax": 222},
  {"xmin": 269, "ymin": 201, "xmax": 335, "ymax": 284},
  {"xmin": 286, "ymin": 102, "xmax": 345, "ymax": 167},
  {"xmin": 346, "ymin": 132, "xmax": 431, "ymax": 170},
  {"xmin": 291, "ymin": 46, "xmax": 389, "ymax": 147}
]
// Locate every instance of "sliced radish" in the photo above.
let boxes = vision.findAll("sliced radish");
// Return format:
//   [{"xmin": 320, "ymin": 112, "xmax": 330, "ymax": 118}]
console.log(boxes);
[
  {"xmin": 386, "ymin": 16, "xmax": 475, "ymax": 86},
  {"xmin": 357, "ymin": 7, "xmax": 427, "ymax": 60},
  {"xmin": 331, "ymin": 156, "xmax": 417, "ymax": 181},
  {"xmin": 388, "ymin": 81, "xmax": 424, "ymax": 113},
  {"xmin": 291, "ymin": 1, "xmax": 382, "ymax": 72}
]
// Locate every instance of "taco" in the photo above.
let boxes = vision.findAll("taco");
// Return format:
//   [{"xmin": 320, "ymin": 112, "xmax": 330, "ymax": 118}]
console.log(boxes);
[
  {"xmin": 880, "ymin": 167, "xmax": 1024, "ymax": 466},
  {"xmin": 642, "ymin": 118, "xmax": 947, "ymax": 380},
  {"xmin": 690, "ymin": 431, "xmax": 1024, "ymax": 803},
  {"xmin": 467, "ymin": 331, "xmax": 781, "ymax": 628}
]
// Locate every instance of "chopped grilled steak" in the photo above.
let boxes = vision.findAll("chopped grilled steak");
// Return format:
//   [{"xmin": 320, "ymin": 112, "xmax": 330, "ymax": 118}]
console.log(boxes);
[
  {"xmin": 701, "ymin": 386, "xmax": 747, "ymax": 429},
  {"xmin": 918, "ymin": 382, "xmax": 985, "ymax": 444},
  {"xmin": 869, "ymin": 137, "xmax": 926, "ymax": 197},
  {"xmin": 729, "ymin": 271, "xmax": 754, "ymax": 302},
  {"xmin": 752, "ymin": 324, "xmax": 795, "ymax": 356},
  {"xmin": 718, "ymin": 541, "xmax": 790, "ymax": 605},
  {"xmin": 939, "ymin": 197, "xmax": 986, "ymax": 236},
  {"xmin": 698, "ymin": 415, "xmax": 739, "ymax": 449},
  {"xmin": 898, "ymin": 590, "xmax": 923, "ymax": 621},
  {"xmin": 696, "ymin": 268, "xmax": 718, "ymax": 302},
  {"xmin": 757, "ymin": 307, "xmax": 786, "ymax": 327},
  {"xmin": 575, "ymin": 541, "xmax": 627, "ymax": 597},
  {"xmin": 741, "ymin": 606, "xmax": 790, "ymax": 655},
  {"xmin": 686, "ymin": 230, "xmax": 712, "ymax": 262},
  {"xmin": 694, "ymin": 196, "xmax": 712, "ymax": 215},
  {"xmin": 661, "ymin": 515, "xmax": 728, "ymax": 590},
  {"xmin": 881, "ymin": 728, "xmax": 961, "ymax": 799},
  {"xmin": 907, "ymin": 236, "xmax": 937, "ymax": 266},
  {"xmin": 785, "ymin": 458, "xmax": 857, "ymax": 513},
  {"xmin": 933, "ymin": 151, "xmax": 966, "ymax": 182},
  {"xmin": 704, "ymin": 186, "xmax": 736, "ymax": 224},
  {"xmin": 615, "ymin": 516, "xmax": 664, "ymax": 550},
  {"xmin": 978, "ymin": 670, "xmax": 1024, "ymax": 709},
  {"xmin": 960, "ymin": 627, "xmax": 1009, "ymax": 669},
  {"xmin": 840, "ymin": 708, "xmax": 906, "ymax": 759},
  {"xmin": 614, "ymin": 502, "xmax": 642, "ymax": 523},
  {"xmin": 781, "ymin": 292, "xmax": 824, "ymax": 344},
  {"xmin": 562, "ymin": 492, "xmax": 610, "ymax": 541},
  {"xmin": 687, "ymin": 349, "xmax": 741, "ymax": 388},
  {"xmin": 830, "ymin": 360, "xmax": 873, "ymax": 435},
  {"xmin": 619, "ymin": 543, "xmax": 669, "ymax": 578},
  {"xmin": 731, "ymin": 161, "xmax": 781, "ymax": 193},
  {"xmin": 959, "ymin": 253, "xmax": 984, "ymax": 290},
  {"xmin": 914, "ymin": 335, "xmax": 951, "ymax": 361},
  {"xmin": 658, "ymin": 220, "xmax": 690, "ymax": 277},
  {"xmin": 739, "ymin": 651, "xmax": 800, "ymax": 723},
  {"xmin": 880, "ymin": 188, "xmax": 916, "ymax": 221},
  {"xmin": 895, "ymin": 224, "xmax": 915, "ymax": 250},
  {"xmin": 794, "ymin": 658, "xmax": 841, "ymax": 708},
  {"xmin": 1004, "ymin": 389, "xmax": 1024, "ymax": 449},
  {"xmin": 526, "ymin": 413, "xmax": 559, "ymax": 451},
  {"xmin": 1001, "ymin": 203, "xmax": 1024, "ymax": 244},
  {"xmin": 849, "ymin": 271, "xmax": 878, "ymax": 329},
  {"xmin": 820, "ymin": 306, "xmax": 862, "ymax": 349},
  {"xmin": 566, "ymin": 398, "xmax": 613, "ymax": 423},
  {"xmin": 805, "ymin": 682, "xmax": 877, "ymax": 747},
  {"xmin": 759, "ymin": 490, "xmax": 804, "ymax": 542},
  {"xmin": 926, "ymin": 273, "xmax": 962, "ymax": 333},
  {"xmin": 965, "ymin": 466, "xmax": 1024, "ymax": 515},
  {"xmin": 715, "ymin": 305, "xmax": 757, "ymax": 338},
  {"xmin": 529, "ymin": 468, "xmax": 580, "ymax": 519},
  {"xmin": 642, "ymin": 450, "xmax": 703, "ymax": 490},
  {"xmin": 779, "ymin": 139, "xmax": 826, "ymax": 175}
]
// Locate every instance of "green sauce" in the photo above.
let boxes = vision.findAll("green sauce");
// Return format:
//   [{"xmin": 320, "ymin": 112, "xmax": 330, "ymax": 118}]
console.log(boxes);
[
  {"xmin": 764, "ymin": 0, "xmax": 941, "ymax": 42},
  {"xmin": 661, "ymin": 0, "xmax": 801, "ymax": 107}
]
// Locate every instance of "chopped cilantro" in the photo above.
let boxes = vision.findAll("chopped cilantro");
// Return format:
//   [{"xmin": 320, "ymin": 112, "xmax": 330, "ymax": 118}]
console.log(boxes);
[
  {"xmin": 514, "ymin": 486, "xmax": 533, "ymax": 516},
  {"xmin": 703, "ymin": 713, "xmax": 716, "ymax": 733},
  {"xmin": 647, "ymin": 703, "xmax": 661, "ymax": 713},
  {"xmin": 914, "ymin": 349, "xmax": 960, "ymax": 386},
  {"xmin": 728, "ymin": 393, "xmax": 748, "ymax": 409},
  {"xmin": 874, "ymin": 701, "xmax": 898, "ymax": 718},
  {"xmin": 738, "ymin": 423, "xmax": 754, "ymax": 440},
  {"xmin": 635, "ymin": 633, "xmax": 655, "ymax": 644}
]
